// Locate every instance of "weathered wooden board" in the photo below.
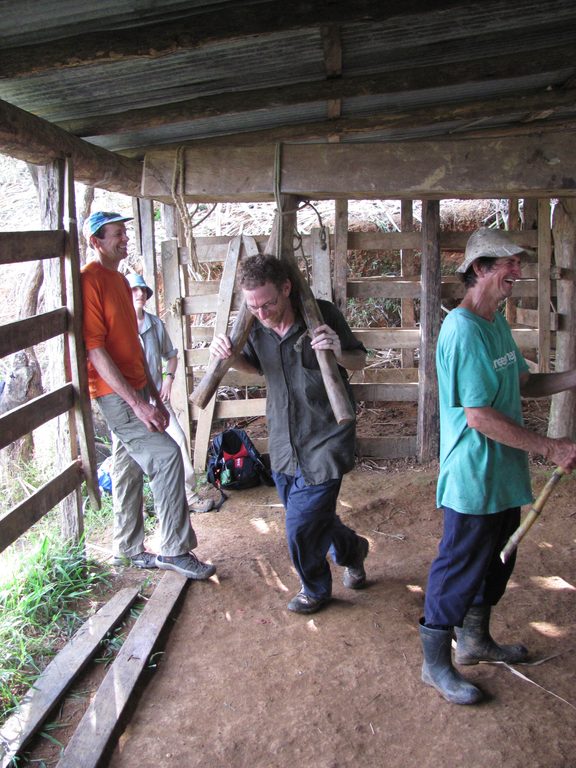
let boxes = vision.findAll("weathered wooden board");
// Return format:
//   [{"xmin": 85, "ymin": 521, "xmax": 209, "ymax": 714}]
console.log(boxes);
[
  {"xmin": 143, "ymin": 136, "xmax": 576, "ymax": 202},
  {"xmin": 357, "ymin": 436, "xmax": 417, "ymax": 458},
  {"xmin": 0, "ymin": 383, "xmax": 74, "ymax": 449},
  {"xmin": 0, "ymin": 308, "xmax": 68, "ymax": 359},
  {"xmin": 0, "ymin": 461, "xmax": 83, "ymax": 554},
  {"xmin": 0, "ymin": 588, "xmax": 139, "ymax": 768},
  {"xmin": 192, "ymin": 235, "xmax": 244, "ymax": 470},
  {"xmin": 0, "ymin": 230, "xmax": 67, "ymax": 266},
  {"xmin": 56, "ymin": 572, "xmax": 189, "ymax": 768}
]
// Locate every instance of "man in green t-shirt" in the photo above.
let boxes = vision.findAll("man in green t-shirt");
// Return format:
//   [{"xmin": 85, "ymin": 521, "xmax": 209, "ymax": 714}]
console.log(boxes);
[{"xmin": 420, "ymin": 228, "xmax": 576, "ymax": 705}]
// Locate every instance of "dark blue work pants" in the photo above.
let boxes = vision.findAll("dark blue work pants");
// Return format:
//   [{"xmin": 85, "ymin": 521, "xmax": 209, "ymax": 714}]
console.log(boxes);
[
  {"xmin": 424, "ymin": 506, "xmax": 520, "ymax": 628},
  {"xmin": 273, "ymin": 467, "xmax": 361, "ymax": 600}
]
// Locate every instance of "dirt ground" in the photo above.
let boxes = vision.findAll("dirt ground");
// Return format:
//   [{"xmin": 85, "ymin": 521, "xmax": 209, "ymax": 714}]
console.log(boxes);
[{"xmin": 20, "ymin": 459, "xmax": 576, "ymax": 768}]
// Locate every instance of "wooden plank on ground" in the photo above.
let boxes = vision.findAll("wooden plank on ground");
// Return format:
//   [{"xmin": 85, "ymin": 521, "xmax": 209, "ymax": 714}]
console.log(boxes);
[
  {"xmin": 0, "ymin": 461, "xmax": 83, "ymax": 554},
  {"xmin": 0, "ymin": 230, "xmax": 66, "ymax": 265},
  {"xmin": 0, "ymin": 307, "xmax": 68, "ymax": 359},
  {"xmin": 0, "ymin": 588, "xmax": 139, "ymax": 768},
  {"xmin": 56, "ymin": 572, "xmax": 188, "ymax": 768}
]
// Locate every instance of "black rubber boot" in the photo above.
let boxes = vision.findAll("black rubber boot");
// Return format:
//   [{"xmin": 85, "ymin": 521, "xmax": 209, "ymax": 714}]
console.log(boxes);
[
  {"xmin": 455, "ymin": 605, "xmax": 529, "ymax": 665},
  {"xmin": 419, "ymin": 619, "xmax": 484, "ymax": 705}
]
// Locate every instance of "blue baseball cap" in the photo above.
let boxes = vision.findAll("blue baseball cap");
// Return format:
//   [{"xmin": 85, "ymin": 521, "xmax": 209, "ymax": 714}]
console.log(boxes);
[
  {"xmin": 85, "ymin": 211, "xmax": 133, "ymax": 239},
  {"xmin": 126, "ymin": 272, "xmax": 153, "ymax": 300}
]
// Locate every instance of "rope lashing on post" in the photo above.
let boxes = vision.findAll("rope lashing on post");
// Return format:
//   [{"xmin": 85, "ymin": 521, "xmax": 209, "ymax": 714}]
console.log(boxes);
[{"xmin": 171, "ymin": 145, "xmax": 203, "ymax": 281}]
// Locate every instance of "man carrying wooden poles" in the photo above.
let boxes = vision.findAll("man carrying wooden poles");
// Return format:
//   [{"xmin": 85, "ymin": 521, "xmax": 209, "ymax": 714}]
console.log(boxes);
[{"xmin": 209, "ymin": 254, "xmax": 369, "ymax": 614}]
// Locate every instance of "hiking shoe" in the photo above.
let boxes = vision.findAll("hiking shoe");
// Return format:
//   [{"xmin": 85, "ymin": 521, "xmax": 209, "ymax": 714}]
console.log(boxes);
[
  {"xmin": 156, "ymin": 552, "xmax": 216, "ymax": 580},
  {"xmin": 113, "ymin": 551, "xmax": 158, "ymax": 569},
  {"xmin": 287, "ymin": 589, "xmax": 330, "ymax": 615},
  {"xmin": 342, "ymin": 536, "xmax": 369, "ymax": 589},
  {"xmin": 188, "ymin": 494, "xmax": 214, "ymax": 514}
]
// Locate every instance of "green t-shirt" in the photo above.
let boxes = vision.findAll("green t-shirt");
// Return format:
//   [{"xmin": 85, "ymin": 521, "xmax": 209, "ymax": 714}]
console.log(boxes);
[{"xmin": 436, "ymin": 307, "xmax": 532, "ymax": 514}]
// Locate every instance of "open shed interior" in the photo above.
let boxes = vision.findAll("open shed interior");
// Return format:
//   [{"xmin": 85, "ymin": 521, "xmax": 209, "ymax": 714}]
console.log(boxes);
[{"xmin": 1, "ymin": 2, "xmax": 576, "ymax": 766}]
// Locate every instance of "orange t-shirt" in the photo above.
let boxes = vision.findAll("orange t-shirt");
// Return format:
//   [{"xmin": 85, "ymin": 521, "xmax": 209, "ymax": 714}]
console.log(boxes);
[{"xmin": 81, "ymin": 260, "xmax": 147, "ymax": 399}]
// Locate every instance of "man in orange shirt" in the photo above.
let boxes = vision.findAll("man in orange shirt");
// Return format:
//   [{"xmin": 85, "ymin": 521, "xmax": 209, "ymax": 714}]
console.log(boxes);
[{"xmin": 81, "ymin": 211, "xmax": 216, "ymax": 580}]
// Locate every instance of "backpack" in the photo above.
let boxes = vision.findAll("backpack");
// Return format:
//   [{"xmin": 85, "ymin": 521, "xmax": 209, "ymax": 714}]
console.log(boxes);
[{"xmin": 206, "ymin": 429, "xmax": 273, "ymax": 506}]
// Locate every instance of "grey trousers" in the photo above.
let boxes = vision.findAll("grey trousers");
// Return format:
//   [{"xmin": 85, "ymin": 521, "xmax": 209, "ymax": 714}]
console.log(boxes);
[{"xmin": 97, "ymin": 392, "xmax": 197, "ymax": 558}]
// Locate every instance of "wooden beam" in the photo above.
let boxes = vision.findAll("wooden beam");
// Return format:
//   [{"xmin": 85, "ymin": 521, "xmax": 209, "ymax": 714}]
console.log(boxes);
[
  {"xmin": 143, "ymin": 134, "xmax": 576, "ymax": 202},
  {"xmin": 0, "ymin": 98, "xmax": 142, "ymax": 195}
]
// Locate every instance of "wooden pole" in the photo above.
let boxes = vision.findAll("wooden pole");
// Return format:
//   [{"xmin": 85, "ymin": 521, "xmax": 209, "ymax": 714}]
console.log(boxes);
[
  {"xmin": 549, "ymin": 198, "xmax": 576, "ymax": 440},
  {"xmin": 417, "ymin": 200, "xmax": 441, "ymax": 462},
  {"xmin": 276, "ymin": 193, "xmax": 355, "ymax": 424},
  {"xmin": 191, "ymin": 193, "xmax": 355, "ymax": 423}
]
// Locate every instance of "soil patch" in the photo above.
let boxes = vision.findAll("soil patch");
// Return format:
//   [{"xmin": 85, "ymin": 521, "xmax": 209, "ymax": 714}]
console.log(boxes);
[{"xmin": 19, "ymin": 462, "xmax": 576, "ymax": 768}]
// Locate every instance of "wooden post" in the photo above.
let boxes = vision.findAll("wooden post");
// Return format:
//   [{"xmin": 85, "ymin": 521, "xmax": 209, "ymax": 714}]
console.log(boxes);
[
  {"xmin": 417, "ymin": 200, "xmax": 441, "ymax": 463},
  {"xmin": 310, "ymin": 227, "xmax": 332, "ymax": 300},
  {"xmin": 63, "ymin": 158, "xmax": 100, "ymax": 513},
  {"xmin": 549, "ymin": 199, "xmax": 576, "ymax": 439},
  {"xmin": 401, "ymin": 200, "xmax": 416, "ymax": 369},
  {"xmin": 161, "ymin": 239, "xmax": 192, "ymax": 450},
  {"xmin": 506, "ymin": 198, "xmax": 520, "ymax": 324},
  {"xmin": 133, "ymin": 198, "xmax": 157, "ymax": 311},
  {"xmin": 537, "ymin": 199, "xmax": 552, "ymax": 373},
  {"xmin": 38, "ymin": 159, "xmax": 84, "ymax": 541},
  {"xmin": 333, "ymin": 198, "xmax": 348, "ymax": 313}
]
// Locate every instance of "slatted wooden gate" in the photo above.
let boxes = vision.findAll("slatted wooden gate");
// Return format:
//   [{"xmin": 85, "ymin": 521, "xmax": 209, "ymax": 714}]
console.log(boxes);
[{"xmin": 0, "ymin": 158, "xmax": 99, "ymax": 553}]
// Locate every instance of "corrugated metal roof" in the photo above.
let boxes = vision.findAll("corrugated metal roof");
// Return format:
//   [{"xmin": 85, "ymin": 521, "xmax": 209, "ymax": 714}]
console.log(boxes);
[{"xmin": 1, "ymin": 0, "xmax": 576, "ymax": 162}]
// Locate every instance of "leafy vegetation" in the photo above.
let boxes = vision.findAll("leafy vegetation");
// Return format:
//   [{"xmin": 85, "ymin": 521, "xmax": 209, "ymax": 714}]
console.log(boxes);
[{"xmin": 0, "ymin": 535, "xmax": 111, "ymax": 721}]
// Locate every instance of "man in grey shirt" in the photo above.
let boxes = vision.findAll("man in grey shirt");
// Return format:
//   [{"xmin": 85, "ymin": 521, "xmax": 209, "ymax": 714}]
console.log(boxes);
[{"xmin": 211, "ymin": 254, "xmax": 369, "ymax": 614}]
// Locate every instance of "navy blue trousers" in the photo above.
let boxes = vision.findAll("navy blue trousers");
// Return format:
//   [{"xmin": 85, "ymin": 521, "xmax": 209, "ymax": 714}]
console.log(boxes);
[
  {"xmin": 273, "ymin": 467, "xmax": 361, "ymax": 600},
  {"xmin": 424, "ymin": 506, "xmax": 520, "ymax": 628}
]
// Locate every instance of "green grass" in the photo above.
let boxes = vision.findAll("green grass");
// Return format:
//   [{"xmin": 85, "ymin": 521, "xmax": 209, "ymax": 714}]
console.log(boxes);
[{"xmin": 0, "ymin": 535, "xmax": 111, "ymax": 722}]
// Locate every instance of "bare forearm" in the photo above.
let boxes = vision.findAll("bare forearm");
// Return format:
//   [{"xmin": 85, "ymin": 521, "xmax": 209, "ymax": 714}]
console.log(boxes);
[{"xmin": 465, "ymin": 406, "xmax": 576, "ymax": 469}]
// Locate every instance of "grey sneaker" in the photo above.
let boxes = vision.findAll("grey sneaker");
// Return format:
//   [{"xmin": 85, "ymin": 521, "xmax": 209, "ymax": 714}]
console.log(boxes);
[
  {"xmin": 188, "ymin": 493, "xmax": 214, "ymax": 514},
  {"xmin": 287, "ymin": 589, "xmax": 330, "ymax": 614},
  {"xmin": 113, "ymin": 551, "xmax": 158, "ymax": 569},
  {"xmin": 156, "ymin": 552, "xmax": 216, "ymax": 580},
  {"xmin": 342, "ymin": 536, "xmax": 369, "ymax": 589}
]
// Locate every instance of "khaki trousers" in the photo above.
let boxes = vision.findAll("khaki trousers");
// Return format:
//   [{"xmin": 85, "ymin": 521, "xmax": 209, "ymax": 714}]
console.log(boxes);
[{"xmin": 97, "ymin": 392, "xmax": 197, "ymax": 558}]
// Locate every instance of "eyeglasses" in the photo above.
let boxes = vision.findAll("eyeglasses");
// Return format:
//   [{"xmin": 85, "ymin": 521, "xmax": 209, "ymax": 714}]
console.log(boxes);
[{"xmin": 246, "ymin": 293, "xmax": 280, "ymax": 314}]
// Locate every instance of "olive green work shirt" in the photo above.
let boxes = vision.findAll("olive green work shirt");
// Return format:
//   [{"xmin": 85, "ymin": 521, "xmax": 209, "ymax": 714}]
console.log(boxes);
[{"xmin": 242, "ymin": 300, "xmax": 366, "ymax": 485}]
